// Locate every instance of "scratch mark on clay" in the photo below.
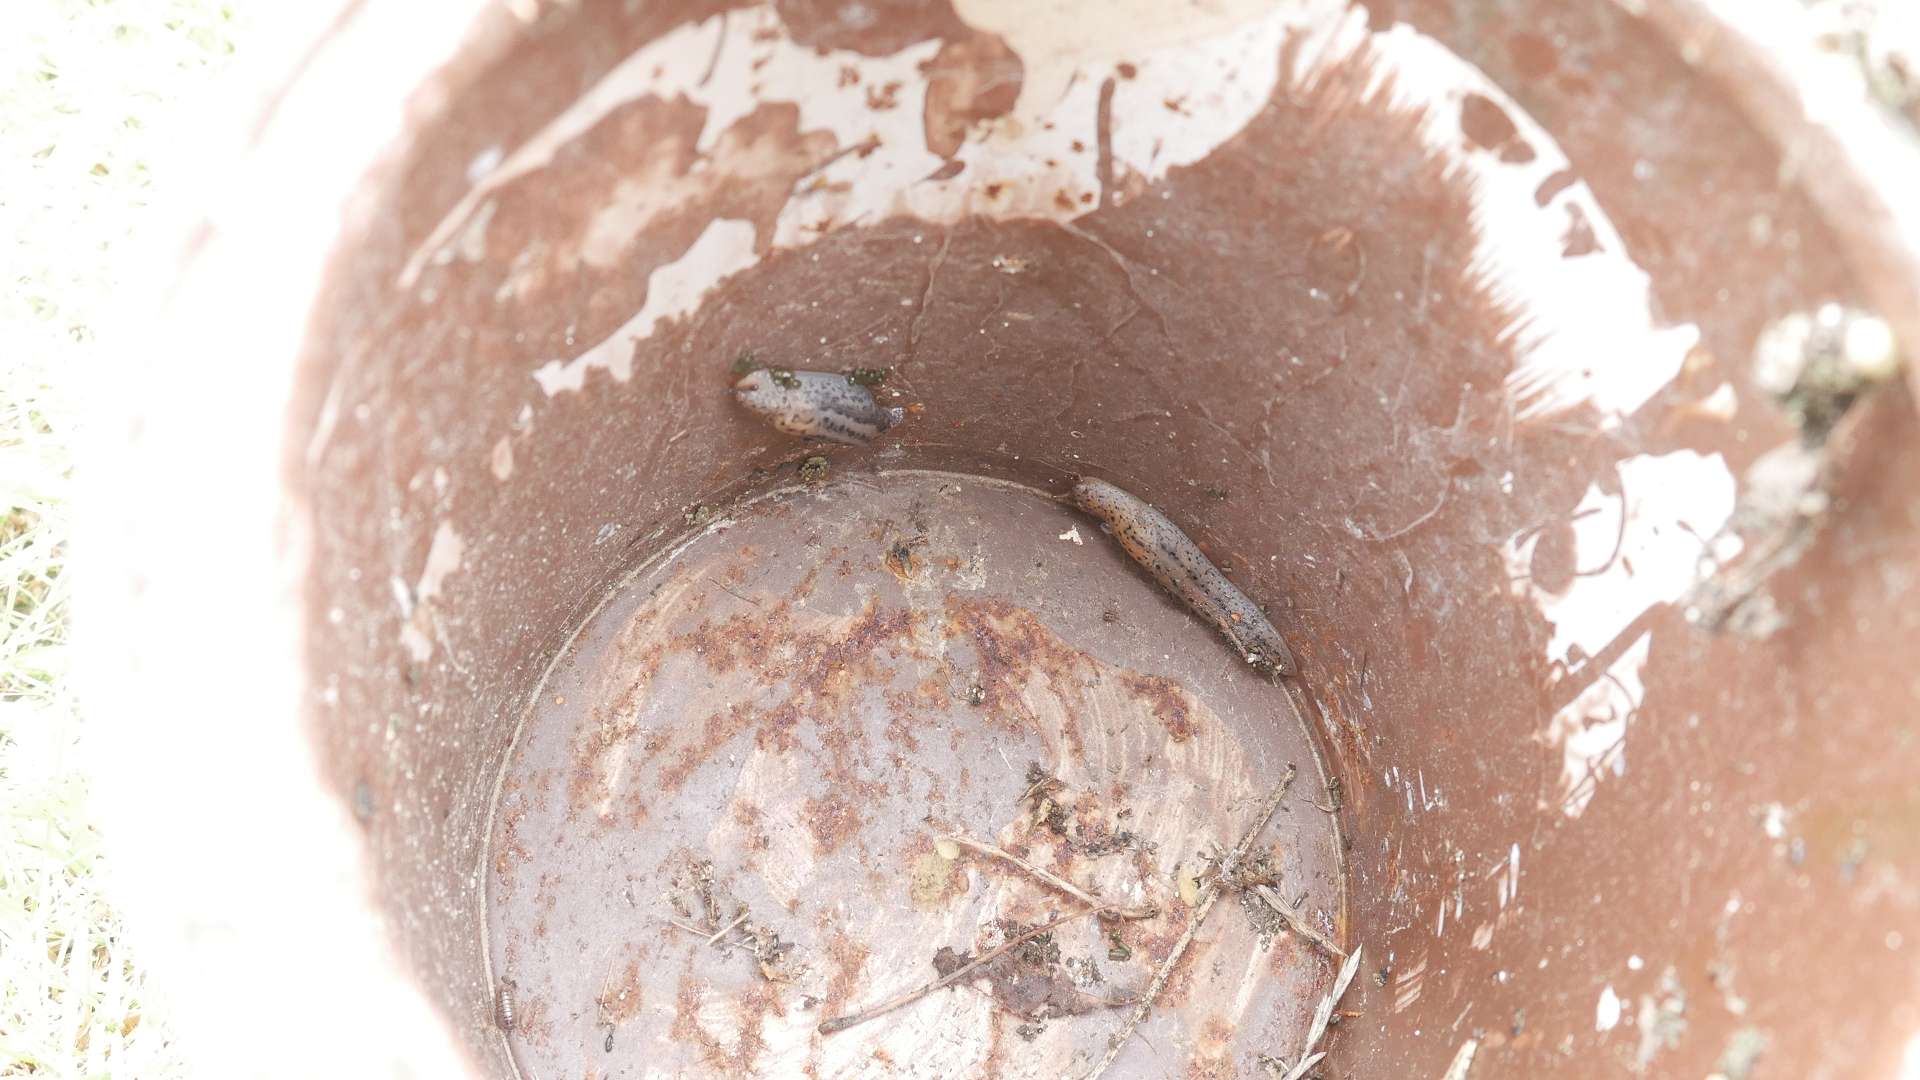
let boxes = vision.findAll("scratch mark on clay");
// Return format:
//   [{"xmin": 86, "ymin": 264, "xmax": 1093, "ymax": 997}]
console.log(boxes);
[
  {"xmin": 399, "ymin": 521, "xmax": 466, "ymax": 662},
  {"xmin": 1442, "ymin": 1037, "xmax": 1478, "ymax": 1080},
  {"xmin": 490, "ymin": 436, "xmax": 514, "ymax": 482},
  {"xmin": 1350, "ymin": 477, "xmax": 1451, "ymax": 543}
]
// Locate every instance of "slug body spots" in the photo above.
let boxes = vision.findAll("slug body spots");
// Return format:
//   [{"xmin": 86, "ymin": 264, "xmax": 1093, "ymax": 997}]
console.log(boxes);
[
  {"xmin": 733, "ymin": 368, "xmax": 905, "ymax": 445},
  {"xmin": 1072, "ymin": 478, "xmax": 1296, "ymax": 678}
]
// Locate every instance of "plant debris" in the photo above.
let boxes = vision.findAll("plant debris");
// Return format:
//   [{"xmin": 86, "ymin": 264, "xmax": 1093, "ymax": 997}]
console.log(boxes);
[
  {"xmin": 1082, "ymin": 763, "xmax": 1301, "ymax": 1080},
  {"xmin": 1687, "ymin": 303, "xmax": 1904, "ymax": 635},
  {"xmin": 1271, "ymin": 944, "xmax": 1364, "ymax": 1080},
  {"xmin": 941, "ymin": 833, "xmax": 1158, "ymax": 920},
  {"xmin": 1250, "ymin": 884, "xmax": 1348, "ymax": 960},
  {"xmin": 818, "ymin": 906, "xmax": 1117, "ymax": 1035},
  {"xmin": 662, "ymin": 859, "xmax": 804, "ymax": 984},
  {"xmin": 927, "ymin": 922, "xmax": 1136, "ymax": 1022}
]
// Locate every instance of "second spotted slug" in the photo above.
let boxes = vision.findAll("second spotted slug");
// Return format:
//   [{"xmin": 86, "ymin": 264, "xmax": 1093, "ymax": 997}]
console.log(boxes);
[
  {"xmin": 734, "ymin": 368, "xmax": 905, "ymax": 446},
  {"xmin": 1073, "ymin": 477, "xmax": 1297, "ymax": 678}
]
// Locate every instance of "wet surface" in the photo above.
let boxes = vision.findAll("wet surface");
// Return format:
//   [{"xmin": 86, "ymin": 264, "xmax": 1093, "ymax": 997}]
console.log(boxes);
[{"xmin": 486, "ymin": 472, "xmax": 1344, "ymax": 1079}]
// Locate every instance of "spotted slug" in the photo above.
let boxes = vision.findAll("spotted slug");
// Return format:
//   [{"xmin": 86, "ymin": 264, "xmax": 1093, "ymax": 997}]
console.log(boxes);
[
  {"xmin": 733, "ymin": 368, "xmax": 905, "ymax": 446},
  {"xmin": 1072, "ymin": 477, "xmax": 1297, "ymax": 678}
]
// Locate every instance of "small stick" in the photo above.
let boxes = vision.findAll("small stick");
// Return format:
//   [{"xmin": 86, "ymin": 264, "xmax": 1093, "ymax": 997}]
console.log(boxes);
[
  {"xmin": 1358, "ymin": 477, "xmax": 1450, "ymax": 543},
  {"xmin": 1016, "ymin": 772, "xmax": 1060, "ymax": 805},
  {"xmin": 664, "ymin": 918, "xmax": 746, "ymax": 952},
  {"xmin": 1251, "ymin": 884, "xmax": 1347, "ymax": 960},
  {"xmin": 1083, "ymin": 764, "xmax": 1299, "ymax": 1080},
  {"xmin": 943, "ymin": 834, "xmax": 1158, "ymax": 920},
  {"xmin": 706, "ymin": 909, "xmax": 749, "ymax": 946},
  {"xmin": 817, "ymin": 906, "xmax": 1113, "ymax": 1035}
]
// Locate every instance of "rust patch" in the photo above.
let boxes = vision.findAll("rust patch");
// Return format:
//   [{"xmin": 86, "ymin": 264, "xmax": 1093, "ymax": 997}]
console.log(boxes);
[
  {"xmin": 670, "ymin": 971, "xmax": 774, "ymax": 1077},
  {"xmin": 942, "ymin": 596, "xmax": 1093, "ymax": 755},
  {"xmin": 1184, "ymin": 1014, "xmax": 1238, "ymax": 1079},
  {"xmin": 803, "ymin": 790, "xmax": 860, "ymax": 854},
  {"xmin": 508, "ymin": 988, "xmax": 552, "ymax": 1044},
  {"xmin": 1120, "ymin": 672, "xmax": 1198, "ymax": 742},
  {"xmin": 676, "ymin": 600, "xmax": 792, "ymax": 677},
  {"xmin": 731, "ymin": 799, "xmax": 773, "ymax": 854},
  {"xmin": 819, "ymin": 929, "xmax": 871, "ymax": 1024},
  {"xmin": 492, "ymin": 794, "xmax": 533, "ymax": 892},
  {"xmin": 753, "ymin": 701, "xmax": 803, "ymax": 756},
  {"xmin": 881, "ymin": 697, "xmax": 922, "ymax": 751},
  {"xmin": 588, "ymin": 590, "xmax": 920, "ymax": 826},
  {"xmin": 657, "ymin": 703, "xmax": 755, "ymax": 794},
  {"xmin": 599, "ymin": 955, "xmax": 647, "ymax": 1026},
  {"xmin": 567, "ymin": 701, "xmax": 646, "ymax": 822},
  {"xmin": 1132, "ymin": 902, "xmax": 1204, "ymax": 1010}
]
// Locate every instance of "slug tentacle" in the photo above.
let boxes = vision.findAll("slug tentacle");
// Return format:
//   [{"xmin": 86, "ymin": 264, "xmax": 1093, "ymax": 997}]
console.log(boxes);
[
  {"xmin": 733, "ymin": 368, "xmax": 903, "ymax": 446},
  {"xmin": 1071, "ymin": 477, "xmax": 1297, "ymax": 678}
]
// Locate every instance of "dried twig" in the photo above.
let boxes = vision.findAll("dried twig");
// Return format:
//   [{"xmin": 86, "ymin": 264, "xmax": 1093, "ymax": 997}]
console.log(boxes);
[
  {"xmin": 943, "ymin": 834, "xmax": 1158, "ymax": 920},
  {"xmin": 664, "ymin": 918, "xmax": 746, "ymax": 953},
  {"xmin": 706, "ymin": 908, "xmax": 749, "ymax": 945},
  {"xmin": 1280, "ymin": 944, "xmax": 1365, "ymax": 1080},
  {"xmin": 1082, "ymin": 764, "xmax": 1300, "ymax": 1080},
  {"xmin": 1251, "ymin": 884, "xmax": 1347, "ymax": 960},
  {"xmin": 817, "ymin": 906, "xmax": 1114, "ymax": 1035},
  {"xmin": 1356, "ymin": 477, "xmax": 1450, "ymax": 543}
]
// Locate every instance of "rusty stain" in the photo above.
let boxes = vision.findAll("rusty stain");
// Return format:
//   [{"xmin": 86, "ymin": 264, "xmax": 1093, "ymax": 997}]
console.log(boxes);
[
  {"xmin": 1184, "ymin": 1014, "xmax": 1238, "ymax": 1078},
  {"xmin": 656, "ymin": 704, "xmax": 756, "ymax": 794},
  {"xmin": 670, "ymin": 971, "xmax": 773, "ymax": 1076},
  {"xmin": 730, "ymin": 800, "xmax": 773, "ymax": 854},
  {"xmin": 819, "ymin": 930, "xmax": 871, "ymax": 1025},
  {"xmin": 598, "ymin": 957, "xmax": 646, "ymax": 1026},
  {"xmin": 802, "ymin": 791, "xmax": 860, "ymax": 854},
  {"xmin": 479, "ymin": 473, "xmax": 1347, "ymax": 1075},
  {"xmin": 1119, "ymin": 672, "xmax": 1198, "ymax": 742},
  {"xmin": 941, "ymin": 597, "xmax": 1096, "ymax": 755}
]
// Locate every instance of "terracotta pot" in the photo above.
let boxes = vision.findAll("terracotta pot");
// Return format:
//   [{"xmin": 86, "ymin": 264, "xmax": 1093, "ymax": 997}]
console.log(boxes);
[{"xmin": 86, "ymin": 2, "xmax": 1920, "ymax": 1078}]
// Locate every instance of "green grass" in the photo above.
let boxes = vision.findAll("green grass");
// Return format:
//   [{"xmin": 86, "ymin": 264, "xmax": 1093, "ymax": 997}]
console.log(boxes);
[{"xmin": 1, "ymin": 2, "xmax": 246, "ymax": 1075}]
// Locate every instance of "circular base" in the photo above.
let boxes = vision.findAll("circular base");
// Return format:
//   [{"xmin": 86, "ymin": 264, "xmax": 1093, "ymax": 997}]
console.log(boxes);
[{"xmin": 486, "ymin": 471, "xmax": 1345, "ymax": 1078}]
